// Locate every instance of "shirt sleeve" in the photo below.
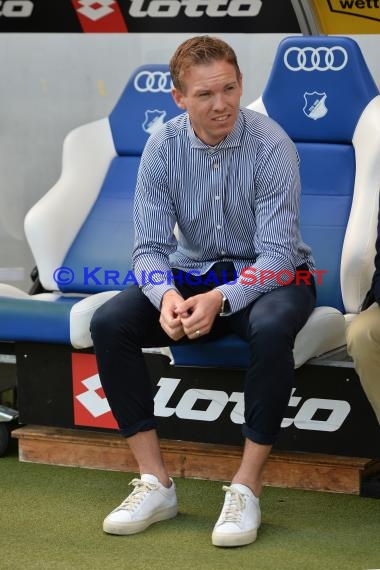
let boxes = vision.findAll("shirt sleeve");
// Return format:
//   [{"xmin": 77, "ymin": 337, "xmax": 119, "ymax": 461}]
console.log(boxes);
[
  {"xmin": 132, "ymin": 137, "xmax": 180, "ymax": 310},
  {"xmin": 217, "ymin": 135, "xmax": 304, "ymax": 314}
]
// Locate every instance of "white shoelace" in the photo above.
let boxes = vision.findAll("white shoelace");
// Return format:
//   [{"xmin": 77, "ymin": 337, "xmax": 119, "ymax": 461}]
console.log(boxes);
[
  {"xmin": 220, "ymin": 485, "xmax": 246, "ymax": 523},
  {"xmin": 115, "ymin": 478, "xmax": 159, "ymax": 512}
]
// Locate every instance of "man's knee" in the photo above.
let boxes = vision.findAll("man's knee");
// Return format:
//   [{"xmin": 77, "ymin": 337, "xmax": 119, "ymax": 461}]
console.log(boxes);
[
  {"xmin": 347, "ymin": 314, "xmax": 366, "ymax": 354},
  {"xmin": 248, "ymin": 286, "xmax": 314, "ymax": 341},
  {"xmin": 247, "ymin": 313, "xmax": 293, "ymax": 350},
  {"xmin": 347, "ymin": 306, "xmax": 380, "ymax": 355},
  {"xmin": 90, "ymin": 293, "xmax": 131, "ymax": 343},
  {"xmin": 90, "ymin": 302, "xmax": 116, "ymax": 343}
]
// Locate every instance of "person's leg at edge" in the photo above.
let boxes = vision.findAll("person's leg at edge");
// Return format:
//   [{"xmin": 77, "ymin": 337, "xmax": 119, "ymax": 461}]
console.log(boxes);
[
  {"xmin": 347, "ymin": 303, "xmax": 380, "ymax": 424},
  {"xmin": 212, "ymin": 279, "xmax": 315, "ymax": 547}
]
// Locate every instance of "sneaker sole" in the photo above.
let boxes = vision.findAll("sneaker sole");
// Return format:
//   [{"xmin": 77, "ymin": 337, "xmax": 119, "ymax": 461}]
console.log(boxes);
[
  {"xmin": 103, "ymin": 505, "xmax": 178, "ymax": 535},
  {"xmin": 212, "ymin": 528, "xmax": 258, "ymax": 547}
]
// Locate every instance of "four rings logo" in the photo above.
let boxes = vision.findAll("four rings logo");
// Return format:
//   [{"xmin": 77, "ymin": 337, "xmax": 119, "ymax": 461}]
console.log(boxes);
[
  {"xmin": 134, "ymin": 70, "xmax": 172, "ymax": 93},
  {"xmin": 284, "ymin": 46, "xmax": 348, "ymax": 72}
]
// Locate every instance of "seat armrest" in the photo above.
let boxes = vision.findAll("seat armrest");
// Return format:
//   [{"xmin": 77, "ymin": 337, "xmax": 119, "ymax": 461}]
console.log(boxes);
[{"xmin": 70, "ymin": 290, "xmax": 121, "ymax": 348}]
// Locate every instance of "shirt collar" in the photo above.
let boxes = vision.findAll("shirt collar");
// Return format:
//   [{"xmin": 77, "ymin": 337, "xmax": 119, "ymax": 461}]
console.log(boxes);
[{"xmin": 186, "ymin": 108, "xmax": 244, "ymax": 151}]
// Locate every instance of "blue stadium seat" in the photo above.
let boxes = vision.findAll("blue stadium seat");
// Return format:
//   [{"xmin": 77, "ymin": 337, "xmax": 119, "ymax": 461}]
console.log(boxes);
[
  {"xmin": 170, "ymin": 35, "xmax": 380, "ymax": 368},
  {"xmin": 0, "ymin": 65, "xmax": 182, "ymax": 345}
]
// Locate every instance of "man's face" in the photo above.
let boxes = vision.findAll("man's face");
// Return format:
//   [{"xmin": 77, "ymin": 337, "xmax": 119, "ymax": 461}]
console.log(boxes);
[{"xmin": 172, "ymin": 60, "xmax": 242, "ymax": 147}]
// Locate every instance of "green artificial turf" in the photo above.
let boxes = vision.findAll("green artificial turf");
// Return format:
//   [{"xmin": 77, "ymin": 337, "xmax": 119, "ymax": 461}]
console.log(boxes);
[{"xmin": 1, "ymin": 441, "xmax": 379, "ymax": 570}]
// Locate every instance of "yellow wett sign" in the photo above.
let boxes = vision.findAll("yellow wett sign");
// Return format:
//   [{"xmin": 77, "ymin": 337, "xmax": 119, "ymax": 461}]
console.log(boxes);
[{"xmin": 312, "ymin": 0, "xmax": 380, "ymax": 32}]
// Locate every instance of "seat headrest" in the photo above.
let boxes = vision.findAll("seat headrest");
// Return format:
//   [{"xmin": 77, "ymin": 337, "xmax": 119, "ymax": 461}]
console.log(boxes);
[
  {"xmin": 262, "ymin": 36, "xmax": 379, "ymax": 143},
  {"xmin": 109, "ymin": 64, "xmax": 182, "ymax": 155}
]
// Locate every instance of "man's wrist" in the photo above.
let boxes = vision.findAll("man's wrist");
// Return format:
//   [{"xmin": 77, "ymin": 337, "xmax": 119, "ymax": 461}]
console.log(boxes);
[
  {"xmin": 215, "ymin": 289, "xmax": 229, "ymax": 315},
  {"xmin": 160, "ymin": 288, "xmax": 179, "ymax": 309}
]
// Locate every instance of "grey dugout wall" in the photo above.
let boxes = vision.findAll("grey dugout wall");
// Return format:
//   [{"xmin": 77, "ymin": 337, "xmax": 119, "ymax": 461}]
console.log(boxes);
[{"xmin": 0, "ymin": 33, "xmax": 379, "ymax": 291}]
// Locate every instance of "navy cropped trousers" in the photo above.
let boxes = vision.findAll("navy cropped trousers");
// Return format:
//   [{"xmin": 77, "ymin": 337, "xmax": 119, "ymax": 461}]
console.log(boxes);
[{"xmin": 90, "ymin": 263, "xmax": 315, "ymax": 446}]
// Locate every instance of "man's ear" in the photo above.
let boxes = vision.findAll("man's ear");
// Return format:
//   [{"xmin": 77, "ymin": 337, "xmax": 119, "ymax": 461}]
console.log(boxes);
[{"xmin": 172, "ymin": 87, "xmax": 187, "ymax": 110}]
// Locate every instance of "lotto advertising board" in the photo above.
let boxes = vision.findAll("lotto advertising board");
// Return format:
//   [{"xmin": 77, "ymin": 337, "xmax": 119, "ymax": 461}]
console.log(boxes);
[
  {"xmin": 70, "ymin": 352, "xmax": 380, "ymax": 458},
  {"xmin": 0, "ymin": 0, "xmax": 301, "ymax": 32},
  {"xmin": 15, "ymin": 343, "xmax": 380, "ymax": 459}
]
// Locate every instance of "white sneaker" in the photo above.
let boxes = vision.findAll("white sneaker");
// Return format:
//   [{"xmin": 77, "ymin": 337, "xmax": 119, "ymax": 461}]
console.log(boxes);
[
  {"xmin": 212, "ymin": 483, "xmax": 261, "ymax": 547},
  {"xmin": 103, "ymin": 474, "xmax": 178, "ymax": 535}
]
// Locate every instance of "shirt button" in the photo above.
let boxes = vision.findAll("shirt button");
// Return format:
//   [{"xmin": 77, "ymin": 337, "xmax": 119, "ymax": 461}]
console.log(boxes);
[
  {"xmin": 212, "ymin": 162, "xmax": 220, "ymax": 169},
  {"xmin": 221, "ymin": 250, "xmax": 226, "ymax": 255},
  {"xmin": 215, "ymin": 195, "xmax": 220, "ymax": 200},
  {"xmin": 216, "ymin": 225, "xmax": 222, "ymax": 230}
]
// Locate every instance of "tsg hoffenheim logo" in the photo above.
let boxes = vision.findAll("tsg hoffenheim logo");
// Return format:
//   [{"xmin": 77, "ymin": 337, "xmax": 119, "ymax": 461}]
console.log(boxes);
[
  {"xmin": 142, "ymin": 109, "xmax": 166, "ymax": 134},
  {"xmin": 303, "ymin": 91, "xmax": 328, "ymax": 120}
]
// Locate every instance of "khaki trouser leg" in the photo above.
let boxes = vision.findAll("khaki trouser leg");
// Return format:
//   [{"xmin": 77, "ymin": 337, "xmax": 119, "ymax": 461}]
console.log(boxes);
[{"xmin": 347, "ymin": 303, "xmax": 380, "ymax": 424}]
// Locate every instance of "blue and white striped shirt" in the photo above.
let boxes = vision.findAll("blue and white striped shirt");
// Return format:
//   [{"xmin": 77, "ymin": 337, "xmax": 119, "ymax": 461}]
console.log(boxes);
[{"xmin": 133, "ymin": 107, "xmax": 314, "ymax": 314}]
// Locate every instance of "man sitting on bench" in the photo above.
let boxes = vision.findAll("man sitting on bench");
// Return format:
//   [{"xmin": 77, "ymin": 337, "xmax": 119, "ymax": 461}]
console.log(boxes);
[{"xmin": 90, "ymin": 35, "xmax": 316, "ymax": 548}]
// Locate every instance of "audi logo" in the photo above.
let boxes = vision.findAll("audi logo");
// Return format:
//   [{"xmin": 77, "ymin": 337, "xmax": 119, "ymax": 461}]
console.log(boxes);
[
  {"xmin": 284, "ymin": 46, "xmax": 348, "ymax": 72},
  {"xmin": 134, "ymin": 71, "xmax": 173, "ymax": 93}
]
